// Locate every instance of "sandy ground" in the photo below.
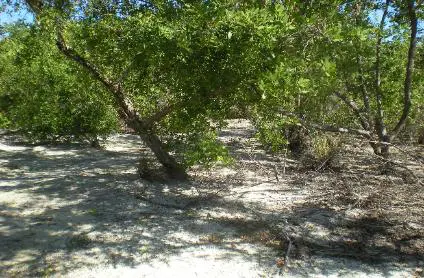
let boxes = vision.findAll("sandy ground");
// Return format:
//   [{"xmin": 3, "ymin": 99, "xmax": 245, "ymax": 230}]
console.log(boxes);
[{"xmin": 1, "ymin": 119, "xmax": 423, "ymax": 277}]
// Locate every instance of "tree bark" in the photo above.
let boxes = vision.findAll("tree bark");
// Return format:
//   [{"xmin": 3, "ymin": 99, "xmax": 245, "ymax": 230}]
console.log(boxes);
[
  {"xmin": 373, "ymin": 0, "xmax": 391, "ymax": 156},
  {"xmin": 334, "ymin": 91, "xmax": 370, "ymax": 131},
  {"xmin": 375, "ymin": 0, "xmax": 418, "ymax": 157},
  {"xmin": 390, "ymin": 0, "xmax": 418, "ymax": 141}
]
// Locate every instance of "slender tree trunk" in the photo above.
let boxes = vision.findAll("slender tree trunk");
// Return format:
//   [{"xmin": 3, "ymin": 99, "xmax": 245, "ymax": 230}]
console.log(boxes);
[
  {"xmin": 56, "ymin": 33, "xmax": 187, "ymax": 179},
  {"xmin": 390, "ymin": 0, "xmax": 418, "ymax": 141},
  {"xmin": 373, "ymin": 0, "xmax": 391, "ymax": 156},
  {"xmin": 128, "ymin": 118, "xmax": 187, "ymax": 180},
  {"xmin": 372, "ymin": 0, "xmax": 417, "ymax": 157}
]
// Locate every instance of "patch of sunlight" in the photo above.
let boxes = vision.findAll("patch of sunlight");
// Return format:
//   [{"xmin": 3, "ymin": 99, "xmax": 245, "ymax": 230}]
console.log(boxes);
[
  {"xmin": 0, "ymin": 143, "xmax": 28, "ymax": 151},
  {"xmin": 0, "ymin": 180, "xmax": 20, "ymax": 187},
  {"xmin": 11, "ymin": 249, "xmax": 41, "ymax": 264},
  {"xmin": 42, "ymin": 149, "xmax": 80, "ymax": 156}
]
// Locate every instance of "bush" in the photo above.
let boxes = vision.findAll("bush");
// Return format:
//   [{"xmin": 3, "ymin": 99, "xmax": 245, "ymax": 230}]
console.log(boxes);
[
  {"xmin": 251, "ymin": 115, "xmax": 293, "ymax": 153},
  {"xmin": 0, "ymin": 26, "xmax": 119, "ymax": 144},
  {"xmin": 286, "ymin": 124, "xmax": 310, "ymax": 157},
  {"xmin": 172, "ymin": 130, "xmax": 234, "ymax": 168},
  {"xmin": 0, "ymin": 113, "xmax": 10, "ymax": 129},
  {"xmin": 300, "ymin": 134, "xmax": 343, "ymax": 171}
]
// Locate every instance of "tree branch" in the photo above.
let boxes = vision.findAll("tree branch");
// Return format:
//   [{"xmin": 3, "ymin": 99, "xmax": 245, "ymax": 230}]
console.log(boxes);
[
  {"xmin": 55, "ymin": 23, "xmax": 175, "ymax": 129},
  {"xmin": 26, "ymin": 0, "xmax": 44, "ymax": 15},
  {"xmin": 277, "ymin": 109, "xmax": 371, "ymax": 138},
  {"xmin": 308, "ymin": 123, "xmax": 371, "ymax": 138},
  {"xmin": 334, "ymin": 91, "xmax": 370, "ymax": 131},
  {"xmin": 143, "ymin": 103, "xmax": 175, "ymax": 128},
  {"xmin": 390, "ymin": 0, "xmax": 418, "ymax": 140},
  {"xmin": 56, "ymin": 29, "xmax": 138, "ymax": 121},
  {"xmin": 356, "ymin": 55, "xmax": 371, "ymax": 119},
  {"xmin": 374, "ymin": 0, "xmax": 390, "ymax": 140}
]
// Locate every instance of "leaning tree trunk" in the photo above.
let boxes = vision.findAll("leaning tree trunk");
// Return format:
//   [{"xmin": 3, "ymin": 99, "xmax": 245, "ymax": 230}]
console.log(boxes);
[
  {"xmin": 55, "ymin": 34, "xmax": 188, "ymax": 180},
  {"xmin": 130, "ymin": 119, "xmax": 187, "ymax": 180}
]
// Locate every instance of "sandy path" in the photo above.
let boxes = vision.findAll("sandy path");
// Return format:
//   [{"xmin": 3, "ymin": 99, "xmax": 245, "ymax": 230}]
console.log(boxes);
[{"xmin": 1, "ymin": 120, "xmax": 422, "ymax": 277}]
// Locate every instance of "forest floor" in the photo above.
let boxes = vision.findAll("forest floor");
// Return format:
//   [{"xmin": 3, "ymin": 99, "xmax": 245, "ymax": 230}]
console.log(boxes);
[{"xmin": 1, "ymin": 119, "xmax": 423, "ymax": 278}]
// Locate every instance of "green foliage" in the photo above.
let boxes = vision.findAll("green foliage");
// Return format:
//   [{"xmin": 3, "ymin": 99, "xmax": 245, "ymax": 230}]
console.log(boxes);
[
  {"xmin": 0, "ymin": 113, "xmax": 10, "ymax": 128},
  {"xmin": 182, "ymin": 131, "xmax": 233, "ymax": 168},
  {"xmin": 310, "ymin": 135, "xmax": 342, "ymax": 162},
  {"xmin": 301, "ymin": 134, "xmax": 343, "ymax": 171},
  {"xmin": 54, "ymin": 2, "xmax": 291, "ymax": 165},
  {"xmin": 252, "ymin": 114, "xmax": 292, "ymax": 153},
  {"xmin": 0, "ymin": 24, "xmax": 119, "ymax": 142},
  {"xmin": 168, "ymin": 124, "xmax": 234, "ymax": 168}
]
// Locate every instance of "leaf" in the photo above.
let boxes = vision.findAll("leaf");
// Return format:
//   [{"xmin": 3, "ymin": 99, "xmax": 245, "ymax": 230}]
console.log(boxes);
[{"xmin": 227, "ymin": 31, "xmax": 232, "ymax": 39}]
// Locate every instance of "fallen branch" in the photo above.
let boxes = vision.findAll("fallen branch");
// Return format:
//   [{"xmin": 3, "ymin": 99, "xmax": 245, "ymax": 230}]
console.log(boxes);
[{"xmin": 281, "ymin": 234, "xmax": 293, "ymax": 274}]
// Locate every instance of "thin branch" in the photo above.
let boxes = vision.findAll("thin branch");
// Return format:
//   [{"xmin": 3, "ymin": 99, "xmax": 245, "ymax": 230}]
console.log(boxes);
[
  {"xmin": 374, "ymin": 0, "xmax": 391, "ymax": 140},
  {"xmin": 26, "ymin": 0, "xmax": 43, "ymax": 15},
  {"xmin": 277, "ymin": 109, "xmax": 371, "ymax": 138},
  {"xmin": 356, "ymin": 54, "xmax": 371, "ymax": 119},
  {"xmin": 143, "ymin": 103, "xmax": 175, "ymax": 128},
  {"xmin": 309, "ymin": 123, "xmax": 371, "ymax": 138},
  {"xmin": 56, "ymin": 31, "xmax": 114, "ymax": 92},
  {"xmin": 391, "ymin": 0, "xmax": 418, "ymax": 140},
  {"xmin": 56, "ymin": 30, "xmax": 137, "ymax": 120},
  {"xmin": 55, "ymin": 22, "xmax": 175, "ymax": 129},
  {"xmin": 334, "ymin": 91, "xmax": 370, "ymax": 131}
]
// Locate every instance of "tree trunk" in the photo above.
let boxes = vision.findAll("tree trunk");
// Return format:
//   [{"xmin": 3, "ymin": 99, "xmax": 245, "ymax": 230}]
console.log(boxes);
[
  {"xmin": 56, "ymin": 33, "xmax": 187, "ymax": 179},
  {"xmin": 390, "ymin": 0, "xmax": 418, "ymax": 141},
  {"xmin": 371, "ymin": 137, "xmax": 390, "ymax": 158},
  {"xmin": 418, "ymin": 128, "xmax": 424, "ymax": 145},
  {"xmin": 135, "ymin": 126, "xmax": 187, "ymax": 180}
]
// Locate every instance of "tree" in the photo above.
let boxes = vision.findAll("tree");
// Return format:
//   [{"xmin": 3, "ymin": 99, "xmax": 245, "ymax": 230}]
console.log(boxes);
[
  {"xmin": 253, "ymin": 0, "xmax": 423, "ymax": 157},
  {"xmin": 1, "ymin": 0, "xmax": 293, "ymax": 178},
  {"xmin": 337, "ymin": 0, "xmax": 421, "ymax": 156}
]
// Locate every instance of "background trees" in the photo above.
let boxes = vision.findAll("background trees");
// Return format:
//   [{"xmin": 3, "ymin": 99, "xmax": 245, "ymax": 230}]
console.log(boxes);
[
  {"xmin": 253, "ymin": 0, "xmax": 423, "ymax": 157},
  {"xmin": 0, "ymin": 23, "xmax": 119, "ymax": 142}
]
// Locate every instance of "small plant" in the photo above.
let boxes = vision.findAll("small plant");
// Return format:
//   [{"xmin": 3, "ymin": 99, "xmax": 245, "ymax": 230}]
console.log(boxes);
[
  {"xmin": 301, "ymin": 134, "xmax": 343, "ymax": 171},
  {"xmin": 66, "ymin": 233, "xmax": 92, "ymax": 250},
  {"xmin": 39, "ymin": 263, "xmax": 57, "ymax": 278},
  {"xmin": 0, "ymin": 112, "xmax": 10, "ymax": 128},
  {"xmin": 184, "ymin": 209, "xmax": 198, "ymax": 218},
  {"xmin": 87, "ymin": 208, "xmax": 98, "ymax": 216},
  {"xmin": 252, "ymin": 116, "xmax": 293, "ymax": 153},
  {"xmin": 201, "ymin": 233, "xmax": 224, "ymax": 244},
  {"xmin": 138, "ymin": 245, "xmax": 150, "ymax": 255}
]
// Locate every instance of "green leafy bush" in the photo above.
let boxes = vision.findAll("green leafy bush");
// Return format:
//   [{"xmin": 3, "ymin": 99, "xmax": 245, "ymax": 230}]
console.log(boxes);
[
  {"xmin": 171, "ymin": 130, "xmax": 234, "ymax": 168},
  {"xmin": 300, "ymin": 134, "xmax": 343, "ymax": 171},
  {"xmin": 0, "ymin": 26, "xmax": 119, "ymax": 143},
  {"xmin": 251, "ymin": 114, "xmax": 297, "ymax": 153},
  {"xmin": 0, "ymin": 113, "xmax": 10, "ymax": 129}
]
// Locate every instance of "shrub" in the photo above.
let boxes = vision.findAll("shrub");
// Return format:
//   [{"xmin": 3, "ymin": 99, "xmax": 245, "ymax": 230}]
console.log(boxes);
[{"xmin": 300, "ymin": 134, "xmax": 343, "ymax": 171}]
